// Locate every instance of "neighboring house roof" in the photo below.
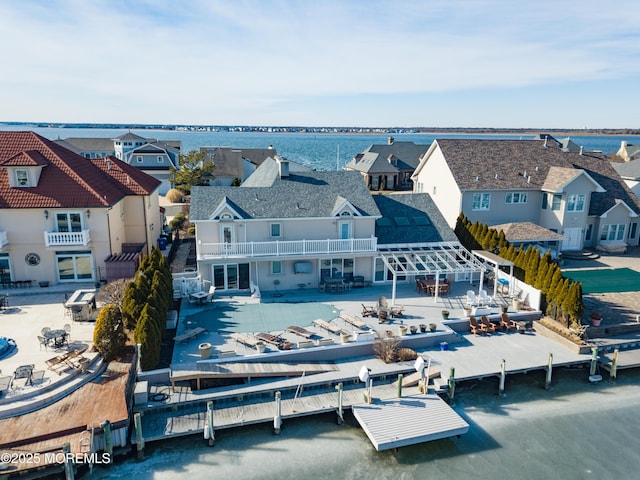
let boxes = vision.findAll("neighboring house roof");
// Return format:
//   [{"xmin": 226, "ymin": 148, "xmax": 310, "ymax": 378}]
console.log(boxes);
[
  {"xmin": 612, "ymin": 158, "xmax": 640, "ymax": 180},
  {"xmin": 373, "ymin": 193, "xmax": 457, "ymax": 244},
  {"xmin": 114, "ymin": 132, "xmax": 147, "ymax": 141},
  {"xmin": 345, "ymin": 141, "xmax": 428, "ymax": 174},
  {"xmin": 490, "ymin": 222, "xmax": 566, "ymax": 242},
  {"xmin": 190, "ymin": 158, "xmax": 380, "ymax": 220},
  {"xmin": 421, "ymin": 139, "xmax": 640, "ymax": 217},
  {"xmin": 201, "ymin": 147, "xmax": 285, "ymax": 180},
  {"xmin": 616, "ymin": 142, "xmax": 640, "ymax": 162},
  {"xmin": 0, "ymin": 131, "xmax": 160, "ymax": 208},
  {"xmin": 54, "ymin": 137, "xmax": 114, "ymax": 152},
  {"xmin": 532, "ymin": 134, "xmax": 582, "ymax": 152}
]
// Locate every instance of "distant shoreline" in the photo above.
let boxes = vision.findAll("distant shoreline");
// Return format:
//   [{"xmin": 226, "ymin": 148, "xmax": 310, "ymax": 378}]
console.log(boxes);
[{"xmin": 1, "ymin": 122, "xmax": 639, "ymax": 136}]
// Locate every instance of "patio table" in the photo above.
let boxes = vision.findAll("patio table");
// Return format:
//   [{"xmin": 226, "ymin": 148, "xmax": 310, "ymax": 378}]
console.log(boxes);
[{"xmin": 43, "ymin": 329, "xmax": 67, "ymax": 348}]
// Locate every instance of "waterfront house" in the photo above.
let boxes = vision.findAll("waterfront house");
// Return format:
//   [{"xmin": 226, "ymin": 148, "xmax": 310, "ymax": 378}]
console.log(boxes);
[
  {"xmin": 344, "ymin": 137, "xmax": 428, "ymax": 190},
  {"xmin": 412, "ymin": 138, "xmax": 640, "ymax": 253},
  {"xmin": 0, "ymin": 131, "xmax": 162, "ymax": 286},
  {"xmin": 190, "ymin": 157, "xmax": 483, "ymax": 294},
  {"xmin": 55, "ymin": 132, "xmax": 180, "ymax": 195}
]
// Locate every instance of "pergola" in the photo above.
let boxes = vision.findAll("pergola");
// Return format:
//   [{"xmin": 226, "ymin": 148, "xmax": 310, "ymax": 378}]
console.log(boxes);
[
  {"xmin": 471, "ymin": 250, "xmax": 514, "ymax": 299},
  {"xmin": 378, "ymin": 242, "xmax": 487, "ymax": 305}
]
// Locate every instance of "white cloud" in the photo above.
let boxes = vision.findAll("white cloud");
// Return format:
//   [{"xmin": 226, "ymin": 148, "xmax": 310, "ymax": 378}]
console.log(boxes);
[{"xmin": 1, "ymin": 0, "xmax": 640, "ymax": 126}]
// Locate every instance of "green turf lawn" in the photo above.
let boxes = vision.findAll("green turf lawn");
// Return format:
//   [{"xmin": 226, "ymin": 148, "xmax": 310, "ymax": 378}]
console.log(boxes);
[{"xmin": 563, "ymin": 268, "xmax": 640, "ymax": 294}]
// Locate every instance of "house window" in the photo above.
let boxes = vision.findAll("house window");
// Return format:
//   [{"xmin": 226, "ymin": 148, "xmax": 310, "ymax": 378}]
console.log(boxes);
[
  {"xmin": 15, "ymin": 169, "xmax": 29, "ymax": 187},
  {"xmin": 271, "ymin": 261, "xmax": 282, "ymax": 275},
  {"xmin": 600, "ymin": 224, "xmax": 625, "ymax": 241},
  {"xmin": 585, "ymin": 224, "xmax": 592, "ymax": 241},
  {"xmin": 157, "ymin": 156, "xmax": 164, "ymax": 163},
  {"xmin": 551, "ymin": 194, "xmax": 562, "ymax": 211},
  {"xmin": 505, "ymin": 192, "xmax": 528, "ymax": 204},
  {"xmin": 136, "ymin": 156, "xmax": 143, "ymax": 163},
  {"xmin": 432, "ymin": 185, "xmax": 436, "ymax": 195},
  {"xmin": 567, "ymin": 194, "xmax": 585, "ymax": 212},
  {"xmin": 629, "ymin": 222, "xmax": 638, "ymax": 240},
  {"xmin": 472, "ymin": 193, "xmax": 491, "ymax": 211},
  {"xmin": 56, "ymin": 251, "xmax": 93, "ymax": 281},
  {"xmin": 270, "ymin": 223, "xmax": 281, "ymax": 238},
  {"xmin": 340, "ymin": 211, "xmax": 352, "ymax": 217},
  {"xmin": 56, "ymin": 212, "xmax": 82, "ymax": 232}
]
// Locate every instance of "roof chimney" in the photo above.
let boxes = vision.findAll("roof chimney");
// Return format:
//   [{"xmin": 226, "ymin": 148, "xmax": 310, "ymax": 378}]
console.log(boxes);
[
  {"xmin": 388, "ymin": 136, "xmax": 394, "ymax": 145},
  {"xmin": 276, "ymin": 156, "xmax": 289, "ymax": 178},
  {"xmin": 106, "ymin": 157, "xmax": 111, "ymax": 170},
  {"xmin": 579, "ymin": 146, "xmax": 584, "ymax": 155},
  {"xmin": 543, "ymin": 137, "xmax": 548, "ymax": 148}
]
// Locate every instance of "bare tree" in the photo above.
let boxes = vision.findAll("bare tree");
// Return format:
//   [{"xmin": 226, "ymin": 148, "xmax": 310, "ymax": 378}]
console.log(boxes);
[{"xmin": 97, "ymin": 278, "xmax": 132, "ymax": 313}]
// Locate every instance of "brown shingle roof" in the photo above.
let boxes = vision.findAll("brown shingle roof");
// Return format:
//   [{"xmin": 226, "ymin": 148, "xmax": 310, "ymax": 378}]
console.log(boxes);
[
  {"xmin": 0, "ymin": 131, "xmax": 160, "ymax": 209},
  {"xmin": 491, "ymin": 222, "xmax": 566, "ymax": 242},
  {"xmin": 435, "ymin": 139, "xmax": 640, "ymax": 216}
]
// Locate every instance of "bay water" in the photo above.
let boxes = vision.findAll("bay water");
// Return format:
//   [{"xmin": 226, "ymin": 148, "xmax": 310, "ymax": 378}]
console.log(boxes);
[
  {"xmin": 1, "ymin": 125, "xmax": 638, "ymax": 172},
  {"xmin": 85, "ymin": 368, "xmax": 640, "ymax": 479}
]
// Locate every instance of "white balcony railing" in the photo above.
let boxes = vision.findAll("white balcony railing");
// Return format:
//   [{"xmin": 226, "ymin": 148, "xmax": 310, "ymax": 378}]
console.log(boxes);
[
  {"xmin": 0, "ymin": 230, "xmax": 7, "ymax": 248},
  {"xmin": 44, "ymin": 230, "xmax": 91, "ymax": 247},
  {"xmin": 198, "ymin": 237, "xmax": 377, "ymax": 259}
]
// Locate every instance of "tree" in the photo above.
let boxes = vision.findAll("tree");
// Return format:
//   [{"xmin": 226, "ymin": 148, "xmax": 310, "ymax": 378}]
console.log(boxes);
[
  {"xmin": 93, "ymin": 304, "xmax": 126, "ymax": 361},
  {"xmin": 133, "ymin": 304, "xmax": 161, "ymax": 371},
  {"xmin": 96, "ymin": 278, "xmax": 131, "ymax": 313},
  {"xmin": 170, "ymin": 150, "xmax": 215, "ymax": 194}
]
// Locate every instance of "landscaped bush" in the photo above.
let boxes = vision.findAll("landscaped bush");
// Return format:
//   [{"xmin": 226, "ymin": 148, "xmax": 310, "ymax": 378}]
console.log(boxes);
[
  {"xmin": 396, "ymin": 348, "xmax": 418, "ymax": 362},
  {"xmin": 165, "ymin": 188, "xmax": 184, "ymax": 203},
  {"xmin": 93, "ymin": 304, "xmax": 126, "ymax": 361}
]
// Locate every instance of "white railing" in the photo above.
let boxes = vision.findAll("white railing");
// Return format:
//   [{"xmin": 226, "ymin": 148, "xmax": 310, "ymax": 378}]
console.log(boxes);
[
  {"xmin": 0, "ymin": 230, "xmax": 7, "ymax": 248},
  {"xmin": 44, "ymin": 230, "xmax": 91, "ymax": 247},
  {"xmin": 198, "ymin": 237, "xmax": 377, "ymax": 259}
]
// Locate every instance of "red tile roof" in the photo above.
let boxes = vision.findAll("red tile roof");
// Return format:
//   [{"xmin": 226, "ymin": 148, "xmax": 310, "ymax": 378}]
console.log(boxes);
[{"xmin": 0, "ymin": 131, "xmax": 160, "ymax": 209}]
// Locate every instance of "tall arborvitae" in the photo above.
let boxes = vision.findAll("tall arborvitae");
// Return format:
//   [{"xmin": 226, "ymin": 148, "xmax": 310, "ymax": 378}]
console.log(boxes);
[
  {"xmin": 133, "ymin": 304, "xmax": 161, "ymax": 371},
  {"xmin": 534, "ymin": 255, "xmax": 550, "ymax": 290},
  {"xmin": 562, "ymin": 281, "xmax": 584, "ymax": 327},
  {"xmin": 122, "ymin": 281, "xmax": 146, "ymax": 330},
  {"xmin": 93, "ymin": 304, "xmax": 126, "ymax": 362}
]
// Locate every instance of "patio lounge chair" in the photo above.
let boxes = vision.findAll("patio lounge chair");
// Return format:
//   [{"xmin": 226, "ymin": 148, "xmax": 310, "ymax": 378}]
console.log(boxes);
[
  {"xmin": 466, "ymin": 291, "xmax": 477, "ymax": 306},
  {"xmin": 286, "ymin": 325, "xmax": 315, "ymax": 339},
  {"xmin": 172, "ymin": 327, "xmax": 207, "ymax": 344},
  {"xmin": 361, "ymin": 304, "xmax": 376, "ymax": 317},
  {"xmin": 230, "ymin": 333, "xmax": 260, "ymax": 348},
  {"xmin": 312, "ymin": 318, "xmax": 343, "ymax": 335},
  {"xmin": 255, "ymin": 332, "xmax": 285, "ymax": 347},
  {"xmin": 500, "ymin": 313, "xmax": 517, "ymax": 331},
  {"xmin": 339, "ymin": 313, "xmax": 367, "ymax": 330},
  {"xmin": 480, "ymin": 315, "xmax": 498, "ymax": 333},
  {"xmin": 390, "ymin": 305, "xmax": 405, "ymax": 318},
  {"xmin": 469, "ymin": 316, "xmax": 488, "ymax": 336}
]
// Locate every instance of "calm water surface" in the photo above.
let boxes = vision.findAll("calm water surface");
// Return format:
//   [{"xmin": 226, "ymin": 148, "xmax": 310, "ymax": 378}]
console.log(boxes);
[
  {"xmin": 1, "ymin": 125, "xmax": 638, "ymax": 172},
  {"xmin": 85, "ymin": 368, "xmax": 640, "ymax": 480}
]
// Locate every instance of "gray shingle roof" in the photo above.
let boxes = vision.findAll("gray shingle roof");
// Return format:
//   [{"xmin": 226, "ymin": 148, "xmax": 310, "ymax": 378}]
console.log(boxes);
[
  {"xmin": 345, "ymin": 141, "xmax": 428, "ymax": 174},
  {"xmin": 190, "ymin": 158, "xmax": 380, "ymax": 220},
  {"xmin": 490, "ymin": 222, "xmax": 566, "ymax": 242},
  {"xmin": 373, "ymin": 193, "xmax": 457, "ymax": 244},
  {"xmin": 612, "ymin": 159, "xmax": 640, "ymax": 181},
  {"xmin": 434, "ymin": 138, "xmax": 640, "ymax": 217}
]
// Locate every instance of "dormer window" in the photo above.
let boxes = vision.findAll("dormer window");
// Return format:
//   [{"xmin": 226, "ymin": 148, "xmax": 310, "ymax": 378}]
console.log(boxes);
[
  {"xmin": 340, "ymin": 211, "xmax": 352, "ymax": 217},
  {"xmin": 15, "ymin": 169, "xmax": 29, "ymax": 187},
  {"xmin": 220, "ymin": 213, "xmax": 233, "ymax": 221}
]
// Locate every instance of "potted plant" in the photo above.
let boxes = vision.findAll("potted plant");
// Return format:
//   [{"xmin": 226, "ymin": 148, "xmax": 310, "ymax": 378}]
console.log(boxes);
[
  {"xmin": 419, "ymin": 323, "xmax": 427, "ymax": 333},
  {"xmin": 398, "ymin": 325, "xmax": 408, "ymax": 336},
  {"xmin": 441, "ymin": 310, "xmax": 450, "ymax": 320},
  {"xmin": 463, "ymin": 306, "xmax": 472, "ymax": 317},
  {"xmin": 255, "ymin": 341, "xmax": 266, "ymax": 353},
  {"xmin": 589, "ymin": 312, "xmax": 603, "ymax": 327},
  {"xmin": 198, "ymin": 342, "xmax": 212, "ymax": 359},
  {"xmin": 410, "ymin": 325, "xmax": 417, "ymax": 335},
  {"xmin": 429, "ymin": 323, "xmax": 437, "ymax": 332}
]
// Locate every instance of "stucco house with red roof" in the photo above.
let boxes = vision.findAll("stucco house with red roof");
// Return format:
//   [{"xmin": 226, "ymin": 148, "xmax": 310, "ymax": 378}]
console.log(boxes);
[{"xmin": 0, "ymin": 131, "xmax": 162, "ymax": 286}]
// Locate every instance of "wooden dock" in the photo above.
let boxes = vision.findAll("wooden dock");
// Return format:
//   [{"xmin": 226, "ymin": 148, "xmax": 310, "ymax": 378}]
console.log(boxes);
[{"xmin": 353, "ymin": 394, "xmax": 469, "ymax": 451}]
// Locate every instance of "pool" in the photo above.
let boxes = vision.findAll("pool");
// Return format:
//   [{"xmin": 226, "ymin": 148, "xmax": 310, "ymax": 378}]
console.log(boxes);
[{"xmin": 184, "ymin": 302, "xmax": 341, "ymax": 334}]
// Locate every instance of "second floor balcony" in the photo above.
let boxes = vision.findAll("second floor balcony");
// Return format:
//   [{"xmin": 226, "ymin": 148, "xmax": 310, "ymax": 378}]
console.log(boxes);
[
  {"xmin": 44, "ymin": 230, "xmax": 91, "ymax": 247},
  {"xmin": 198, "ymin": 236, "xmax": 377, "ymax": 260}
]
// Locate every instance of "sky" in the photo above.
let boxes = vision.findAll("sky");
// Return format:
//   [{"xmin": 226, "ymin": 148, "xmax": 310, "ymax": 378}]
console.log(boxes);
[{"xmin": 1, "ymin": 0, "xmax": 640, "ymax": 129}]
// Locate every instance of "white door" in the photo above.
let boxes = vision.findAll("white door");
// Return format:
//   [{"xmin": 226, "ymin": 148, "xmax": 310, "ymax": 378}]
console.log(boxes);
[{"xmin": 562, "ymin": 228, "xmax": 583, "ymax": 251}]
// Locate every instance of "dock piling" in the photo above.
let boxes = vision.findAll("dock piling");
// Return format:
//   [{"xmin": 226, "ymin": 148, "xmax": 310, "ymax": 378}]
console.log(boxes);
[
  {"xmin": 498, "ymin": 359, "xmax": 506, "ymax": 397},
  {"xmin": 397, "ymin": 374, "xmax": 403, "ymax": 398},
  {"xmin": 336, "ymin": 383, "xmax": 344, "ymax": 424},
  {"xmin": 448, "ymin": 367, "xmax": 456, "ymax": 403},
  {"xmin": 274, "ymin": 392, "xmax": 282, "ymax": 435},
  {"xmin": 609, "ymin": 349, "xmax": 619, "ymax": 383},
  {"xmin": 63, "ymin": 442, "xmax": 75, "ymax": 480},
  {"xmin": 545, "ymin": 353, "xmax": 553, "ymax": 390},
  {"xmin": 589, "ymin": 346, "xmax": 602, "ymax": 382},
  {"xmin": 134, "ymin": 412, "xmax": 145, "ymax": 460},
  {"xmin": 205, "ymin": 401, "xmax": 215, "ymax": 446},
  {"xmin": 101, "ymin": 420, "xmax": 112, "ymax": 456}
]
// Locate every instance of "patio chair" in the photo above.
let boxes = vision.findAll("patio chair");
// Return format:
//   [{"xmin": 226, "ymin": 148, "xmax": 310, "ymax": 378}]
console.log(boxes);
[
  {"xmin": 41, "ymin": 327, "xmax": 51, "ymax": 336},
  {"xmin": 30, "ymin": 370, "xmax": 46, "ymax": 385},
  {"xmin": 416, "ymin": 280, "xmax": 428, "ymax": 294},
  {"xmin": 361, "ymin": 304, "xmax": 376, "ymax": 317},
  {"xmin": 500, "ymin": 313, "xmax": 517, "ymax": 331},
  {"xmin": 64, "ymin": 323, "xmax": 72, "ymax": 340},
  {"xmin": 466, "ymin": 291, "xmax": 477, "ymax": 306},
  {"xmin": 469, "ymin": 316, "xmax": 488, "ymax": 335},
  {"xmin": 286, "ymin": 325, "xmax": 315, "ymax": 339},
  {"xmin": 480, "ymin": 315, "xmax": 498, "ymax": 333},
  {"xmin": 38, "ymin": 335, "xmax": 49, "ymax": 351},
  {"xmin": 478, "ymin": 290, "xmax": 491, "ymax": 305},
  {"xmin": 12, "ymin": 364, "xmax": 35, "ymax": 388}
]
